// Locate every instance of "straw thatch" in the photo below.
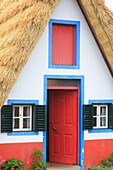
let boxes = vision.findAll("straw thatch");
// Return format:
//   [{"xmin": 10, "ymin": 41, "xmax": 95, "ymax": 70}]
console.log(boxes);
[
  {"xmin": 0, "ymin": 0, "xmax": 113, "ymax": 109},
  {"xmin": 78, "ymin": 0, "xmax": 113, "ymax": 76},
  {"xmin": 0, "ymin": 0, "xmax": 60, "ymax": 109}
]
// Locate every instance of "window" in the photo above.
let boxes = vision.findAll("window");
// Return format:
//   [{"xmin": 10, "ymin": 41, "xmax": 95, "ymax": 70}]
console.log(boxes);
[
  {"xmin": 1, "ymin": 104, "xmax": 46, "ymax": 132},
  {"xmin": 83, "ymin": 104, "xmax": 113, "ymax": 130},
  {"xmin": 93, "ymin": 105, "xmax": 108, "ymax": 128},
  {"xmin": 13, "ymin": 105, "xmax": 32, "ymax": 131},
  {"xmin": 49, "ymin": 19, "xmax": 80, "ymax": 69}
]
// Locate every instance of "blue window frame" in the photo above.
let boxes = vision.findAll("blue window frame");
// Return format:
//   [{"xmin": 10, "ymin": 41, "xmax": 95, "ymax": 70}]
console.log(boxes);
[
  {"xmin": 7, "ymin": 99, "xmax": 39, "ymax": 136},
  {"xmin": 48, "ymin": 19, "xmax": 80, "ymax": 69},
  {"xmin": 88, "ymin": 100, "xmax": 113, "ymax": 133}
]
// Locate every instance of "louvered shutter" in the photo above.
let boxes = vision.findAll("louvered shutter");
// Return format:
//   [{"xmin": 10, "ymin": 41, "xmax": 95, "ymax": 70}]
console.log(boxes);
[
  {"xmin": 33, "ymin": 105, "xmax": 46, "ymax": 131},
  {"xmin": 108, "ymin": 104, "xmax": 113, "ymax": 129},
  {"xmin": 1, "ymin": 105, "xmax": 13, "ymax": 132},
  {"xmin": 83, "ymin": 104, "xmax": 93, "ymax": 130}
]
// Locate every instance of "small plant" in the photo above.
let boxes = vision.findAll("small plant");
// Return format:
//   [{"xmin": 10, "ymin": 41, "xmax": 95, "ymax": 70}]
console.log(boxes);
[
  {"xmin": 91, "ymin": 152, "xmax": 113, "ymax": 169},
  {"xmin": 1, "ymin": 158, "xmax": 26, "ymax": 170},
  {"xmin": 29, "ymin": 149, "xmax": 48, "ymax": 170},
  {"xmin": 108, "ymin": 153, "xmax": 113, "ymax": 165}
]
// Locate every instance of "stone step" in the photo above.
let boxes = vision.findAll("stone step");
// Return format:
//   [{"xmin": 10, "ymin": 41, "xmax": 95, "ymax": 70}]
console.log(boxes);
[{"xmin": 47, "ymin": 163, "xmax": 80, "ymax": 170}]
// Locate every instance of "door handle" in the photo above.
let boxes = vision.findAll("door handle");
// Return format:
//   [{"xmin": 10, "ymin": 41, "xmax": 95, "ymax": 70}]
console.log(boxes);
[
  {"xmin": 52, "ymin": 125, "xmax": 57, "ymax": 131},
  {"xmin": 50, "ymin": 122, "xmax": 57, "ymax": 131}
]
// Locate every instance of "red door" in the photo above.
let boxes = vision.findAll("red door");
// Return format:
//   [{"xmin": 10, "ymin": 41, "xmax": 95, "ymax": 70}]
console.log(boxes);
[{"xmin": 48, "ymin": 90, "xmax": 78, "ymax": 164}]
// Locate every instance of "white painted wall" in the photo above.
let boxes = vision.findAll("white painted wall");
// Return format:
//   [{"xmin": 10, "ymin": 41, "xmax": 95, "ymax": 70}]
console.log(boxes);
[
  {"xmin": 84, "ymin": 130, "xmax": 113, "ymax": 140},
  {"xmin": 1, "ymin": 0, "xmax": 113, "ymax": 143},
  {"xmin": 0, "ymin": 132, "xmax": 43, "ymax": 144},
  {"xmin": 105, "ymin": 0, "xmax": 113, "ymax": 11}
]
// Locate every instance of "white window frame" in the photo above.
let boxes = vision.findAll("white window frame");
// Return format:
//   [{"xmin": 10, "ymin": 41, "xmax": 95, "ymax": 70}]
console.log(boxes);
[
  {"xmin": 13, "ymin": 105, "xmax": 32, "ymax": 131},
  {"xmin": 93, "ymin": 105, "xmax": 108, "ymax": 129}
]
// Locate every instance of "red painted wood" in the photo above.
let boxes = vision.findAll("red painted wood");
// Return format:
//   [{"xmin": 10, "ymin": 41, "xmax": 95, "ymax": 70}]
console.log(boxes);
[
  {"xmin": 84, "ymin": 139, "xmax": 113, "ymax": 170},
  {"xmin": 49, "ymin": 90, "xmax": 78, "ymax": 164},
  {"xmin": 0, "ymin": 142, "xmax": 42, "ymax": 169},
  {"xmin": 52, "ymin": 24, "xmax": 75, "ymax": 65}
]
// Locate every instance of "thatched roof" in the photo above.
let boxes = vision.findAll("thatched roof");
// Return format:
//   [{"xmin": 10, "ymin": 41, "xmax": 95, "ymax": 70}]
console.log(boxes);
[
  {"xmin": 0, "ymin": 0, "xmax": 60, "ymax": 109},
  {"xmin": 0, "ymin": 0, "xmax": 113, "ymax": 109},
  {"xmin": 78, "ymin": 0, "xmax": 113, "ymax": 76}
]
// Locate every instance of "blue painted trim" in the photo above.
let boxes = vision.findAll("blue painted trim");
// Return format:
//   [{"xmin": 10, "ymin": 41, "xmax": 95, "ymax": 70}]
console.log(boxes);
[
  {"xmin": 89, "ymin": 129, "xmax": 113, "ymax": 133},
  {"xmin": 8, "ymin": 132, "xmax": 39, "ymax": 136},
  {"xmin": 48, "ymin": 19, "xmax": 80, "ymax": 69},
  {"xmin": 8, "ymin": 99, "xmax": 39, "ymax": 105},
  {"xmin": 7, "ymin": 99, "xmax": 39, "ymax": 136},
  {"xmin": 43, "ymin": 76, "xmax": 48, "ymax": 166},
  {"xmin": 43, "ymin": 75, "xmax": 84, "ymax": 170},
  {"xmin": 43, "ymin": 131, "xmax": 47, "ymax": 163},
  {"xmin": 89, "ymin": 100, "xmax": 113, "ymax": 104},
  {"xmin": 88, "ymin": 99, "xmax": 113, "ymax": 134},
  {"xmin": 43, "ymin": 99, "xmax": 47, "ymax": 163},
  {"xmin": 79, "ymin": 76, "xmax": 84, "ymax": 170}
]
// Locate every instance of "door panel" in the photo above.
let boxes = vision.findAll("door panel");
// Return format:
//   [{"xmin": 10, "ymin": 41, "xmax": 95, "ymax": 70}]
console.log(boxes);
[{"xmin": 48, "ymin": 90, "xmax": 78, "ymax": 164}]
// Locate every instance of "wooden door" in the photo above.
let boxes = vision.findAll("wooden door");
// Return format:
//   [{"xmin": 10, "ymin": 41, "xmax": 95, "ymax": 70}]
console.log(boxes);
[{"xmin": 48, "ymin": 90, "xmax": 78, "ymax": 164}]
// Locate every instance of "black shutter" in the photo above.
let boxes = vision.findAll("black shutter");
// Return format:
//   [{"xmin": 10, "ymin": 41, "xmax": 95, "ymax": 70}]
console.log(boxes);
[
  {"xmin": 108, "ymin": 104, "xmax": 113, "ymax": 129},
  {"xmin": 1, "ymin": 105, "xmax": 13, "ymax": 132},
  {"xmin": 83, "ymin": 104, "xmax": 93, "ymax": 130},
  {"xmin": 33, "ymin": 105, "xmax": 46, "ymax": 131}
]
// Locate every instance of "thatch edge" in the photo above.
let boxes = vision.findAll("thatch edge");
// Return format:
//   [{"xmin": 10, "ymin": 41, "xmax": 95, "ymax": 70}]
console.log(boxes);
[
  {"xmin": 77, "ymin": 0, "xmax": 113, "ymax": 77},
  {"xmin": 0, "ymin": 0, "xmax": 60, "ymax": 109}
]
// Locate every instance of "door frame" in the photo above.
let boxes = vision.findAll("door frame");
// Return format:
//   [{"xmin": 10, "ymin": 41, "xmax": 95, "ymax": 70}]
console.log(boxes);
[{"xmin": 43, "ymin": 75, "xmax": 84, "ymax": 169}]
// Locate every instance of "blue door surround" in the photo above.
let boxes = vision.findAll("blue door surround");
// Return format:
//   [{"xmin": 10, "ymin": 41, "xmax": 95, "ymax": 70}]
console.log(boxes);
[{"xmin": 43, "ymin": 75, "xmax": 84, "ymax": 170}]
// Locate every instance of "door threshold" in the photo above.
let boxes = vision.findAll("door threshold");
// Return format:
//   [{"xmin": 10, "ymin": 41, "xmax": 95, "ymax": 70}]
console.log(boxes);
[{"xmin": 47, "ymin": 162, "xmax": 80, "ymax": 170}]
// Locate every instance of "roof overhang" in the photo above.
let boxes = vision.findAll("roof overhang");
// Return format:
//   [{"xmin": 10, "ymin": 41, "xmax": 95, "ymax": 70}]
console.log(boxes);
[{"xmin": 77, "ymin": 0, "xmax": 113, "ymax": 77}]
